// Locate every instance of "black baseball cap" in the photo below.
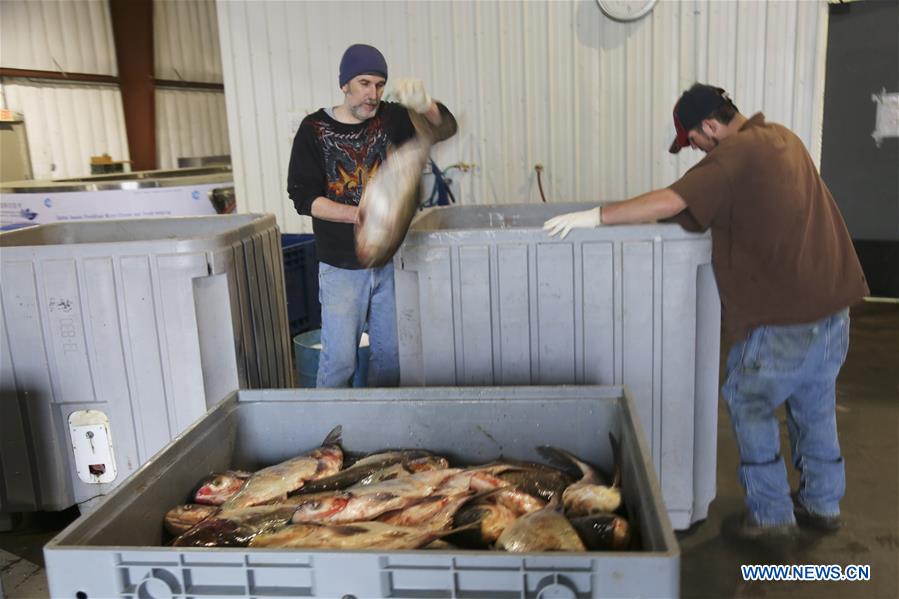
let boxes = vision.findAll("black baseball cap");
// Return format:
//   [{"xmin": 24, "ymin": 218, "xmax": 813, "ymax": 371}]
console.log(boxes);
[{"xmin": 669, "ymin": 84, "xmax": 733, "ymax": 154}]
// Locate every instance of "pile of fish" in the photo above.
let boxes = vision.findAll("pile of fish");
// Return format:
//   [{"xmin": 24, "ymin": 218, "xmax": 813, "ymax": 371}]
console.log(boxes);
[{"xmin": 163, "ymin": 426, "xmax": 637, "ymax": 553}]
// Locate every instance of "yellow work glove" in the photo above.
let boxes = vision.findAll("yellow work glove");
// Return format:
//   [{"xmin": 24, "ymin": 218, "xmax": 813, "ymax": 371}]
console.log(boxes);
[
  {"xmin": 543, "ymin": 207, "xmax": 603, "ymax": 239},
  {"xmin": 390, "ymin": 78, "xmax": 433, "ymax": 113}
]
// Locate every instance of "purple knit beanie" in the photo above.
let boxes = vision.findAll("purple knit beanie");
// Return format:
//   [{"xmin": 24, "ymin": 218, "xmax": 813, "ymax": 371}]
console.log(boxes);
[{"xmin": 339, "ymin": 44, "xmax": 388, "ymax": 87}]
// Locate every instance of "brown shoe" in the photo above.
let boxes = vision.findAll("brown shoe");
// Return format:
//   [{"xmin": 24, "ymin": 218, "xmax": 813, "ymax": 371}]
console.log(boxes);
[
  {"xmin": 792, "ymin": 493, "xmax": 841, "ymax": 533},
  {"xmin": 736, "ymin": 514, "xmax": 799, "ymax": 540}
]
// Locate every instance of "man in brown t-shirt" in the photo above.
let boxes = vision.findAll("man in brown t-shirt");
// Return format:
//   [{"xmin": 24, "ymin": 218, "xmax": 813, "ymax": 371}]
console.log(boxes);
[{"xmin": 544, "ymin": 83, "xmax": 868, "ymax": 539}]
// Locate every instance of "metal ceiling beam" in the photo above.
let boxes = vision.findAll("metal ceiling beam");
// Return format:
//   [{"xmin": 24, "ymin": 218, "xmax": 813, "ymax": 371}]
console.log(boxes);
[{"xmin": 109, "ymin": 0, "xmax": 156, "ymax": 171}]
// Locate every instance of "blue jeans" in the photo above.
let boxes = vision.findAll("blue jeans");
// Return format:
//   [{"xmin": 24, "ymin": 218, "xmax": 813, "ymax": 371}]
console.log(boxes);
[
  {"xmin": 722, "ymin": 309, "xmax": 850, "ymax": 526},
  {"xmin": 316, "ymin": 261, "xmax": 400, "ymax": 388}
]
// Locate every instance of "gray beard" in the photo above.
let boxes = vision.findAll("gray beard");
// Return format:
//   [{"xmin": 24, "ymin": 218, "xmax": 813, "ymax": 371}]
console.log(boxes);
[{"xmin": 350, "ymin": 103, "xmax": 379, "ymax": 121}]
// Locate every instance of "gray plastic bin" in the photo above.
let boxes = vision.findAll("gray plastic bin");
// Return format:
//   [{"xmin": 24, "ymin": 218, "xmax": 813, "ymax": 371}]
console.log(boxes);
[
  {"xmin": 0, "ymin": 215, "xmax": 293, "ymax": 518},
  {"xmin": 394, "ymin": 203, "xmax": 721, "ymax": 529},
  {"xmin": 44, "ymin": 386, "xmax": 679, "ymax": 599}
]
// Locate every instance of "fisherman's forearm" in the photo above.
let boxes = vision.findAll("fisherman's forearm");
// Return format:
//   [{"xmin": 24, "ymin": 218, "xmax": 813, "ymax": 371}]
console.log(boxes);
[
  {"xmin": 421, "ymin": 101, "xmax": 443, "ymax": 126},
  {"xmin": 600, "ymin": 188, "xmax": 687, "ymax": 225},
  {"xmin": 423, "ymin": 103, "xmax": 458, "ymax": 142},
  {"xmin": 310, "ymin": 197, "xmax": 358, "ymax": 223}
]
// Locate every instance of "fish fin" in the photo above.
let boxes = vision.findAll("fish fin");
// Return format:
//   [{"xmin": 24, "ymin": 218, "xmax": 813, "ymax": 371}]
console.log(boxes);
[
  {"xmin": 536, "ymin": 446, "xmax": 581, "ymax": 475},
  {"xmin": 608, "ymin": 432, "xmax": 622, "ymax": 488},
  {"xmin": 321, "ymin": 425, "xmax": 343, "ymax": 447},
  {"xmin": 437, "ymin": 520, "xmax": 481, "ymax": 538},
  {"xmin": 464, "ymin": 486, "xmax": 508, "ymax": 505}
]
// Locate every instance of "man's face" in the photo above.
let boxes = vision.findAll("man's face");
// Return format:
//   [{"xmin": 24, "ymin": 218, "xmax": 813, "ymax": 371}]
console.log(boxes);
[
  {"xmin": 342, "ymin": 75, "xmax": 387, "ymax": 122},
  {"xmin": 687, "ymin": 120, "xmax": 719, "ymax": 153}
]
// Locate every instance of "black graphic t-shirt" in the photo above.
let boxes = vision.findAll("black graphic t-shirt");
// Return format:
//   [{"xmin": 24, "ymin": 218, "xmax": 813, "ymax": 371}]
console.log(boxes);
[{"xmin": 287, "ymin": 102, "xmax": 417, "ymax": 269}]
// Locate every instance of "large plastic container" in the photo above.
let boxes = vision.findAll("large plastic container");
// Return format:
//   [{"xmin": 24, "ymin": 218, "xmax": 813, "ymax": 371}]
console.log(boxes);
[
  {"xmin": 44, "ymin": 386, "xmax": 679, "ymax": 598},
  {"xmin": 0, "ymin": 215, "xmax": 294, "ymax": 518},
  {"xmin": 293, "ymin": 329, "xmax": 370, "ymax": 387},
  {"xmin": 394, "ymin": 203, "xmax": 721, "ymax": 529},
  {"xmin": 280, "ymin": 234, "xmax": 321, "ymax": 336}
]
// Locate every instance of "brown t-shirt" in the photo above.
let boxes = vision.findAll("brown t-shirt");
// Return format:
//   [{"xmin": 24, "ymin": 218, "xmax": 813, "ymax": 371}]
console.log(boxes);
[{"xmin": 669, "ymin": 113, "xmax": 868, "ymax": 346}]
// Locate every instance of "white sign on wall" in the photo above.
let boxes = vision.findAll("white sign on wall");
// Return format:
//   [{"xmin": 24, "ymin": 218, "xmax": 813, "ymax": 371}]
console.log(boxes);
[{"xmin": 0, "ymin": 183, "xmax": 225, "ymax": 230}]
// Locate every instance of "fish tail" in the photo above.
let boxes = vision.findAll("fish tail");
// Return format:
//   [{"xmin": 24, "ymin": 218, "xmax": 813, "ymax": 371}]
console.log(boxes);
[
  {"xmin": 537, "ymin": 446, "xmax": 588, "ymax": 478},
  {"xmin": 608, "ymin": 432, "xmax": 622, "ymax": 488}
]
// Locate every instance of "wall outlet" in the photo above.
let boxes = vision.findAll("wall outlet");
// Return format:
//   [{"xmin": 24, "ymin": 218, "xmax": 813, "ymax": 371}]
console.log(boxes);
[{"xmin": 68, "ymin": 411, "xmax": 117, "ymax": 484}]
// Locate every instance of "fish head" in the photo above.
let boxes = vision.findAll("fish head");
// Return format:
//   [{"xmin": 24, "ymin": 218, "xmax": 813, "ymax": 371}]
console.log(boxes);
[
  {"xmin": 193, "ymin": 471, "xmax": 249, "ymax": 505},
  {"xmin": 164, "ymin": 504, "xmax": 219, "ymax": 536},
  {"xmin": 569, "ymin": 513, "xmax": 631, "ymax": 551},
  {"xmin": 291, "ymin": 494, "xmax": 351, "ymax": 523}
]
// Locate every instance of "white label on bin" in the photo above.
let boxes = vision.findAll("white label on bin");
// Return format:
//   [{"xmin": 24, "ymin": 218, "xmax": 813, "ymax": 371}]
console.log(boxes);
[{"xmin": 0, "ymin": 183, "xmax": 223, "ymax": 228}]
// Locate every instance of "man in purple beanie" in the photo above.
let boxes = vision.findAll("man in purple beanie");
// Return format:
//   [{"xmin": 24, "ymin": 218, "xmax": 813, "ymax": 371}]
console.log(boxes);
[
  {"xmin": 287, "ymin": 44, "xmax": 456, "ymax": 388},
  {"xmin": 544, "ymin": 83, "xmax": 867, "ymax": 540}
]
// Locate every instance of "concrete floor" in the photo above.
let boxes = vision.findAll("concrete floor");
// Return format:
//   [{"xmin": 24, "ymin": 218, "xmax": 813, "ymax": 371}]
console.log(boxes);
[{"xmin": 1, "ymin": 301, "xmax": 896, "ymax": 599}]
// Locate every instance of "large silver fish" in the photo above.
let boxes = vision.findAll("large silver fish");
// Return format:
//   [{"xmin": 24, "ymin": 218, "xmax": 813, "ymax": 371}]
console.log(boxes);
[
  {"xmin": 495, "ymin": 497, "xmax": 586, "ymax": 553},
  {"xmin": 290, "ymin": 468, "xmax": 463, "ymax": 524},
  {"xmin": 249, "ymin": 520, "xmax": 469, "ymax": 551},
  {"xmin": 171, "ymin": 504, "xmax": 298, "ymax": 547},
  {"xmin": 288, "ymin": 465, "xmax": 513, "ymax": 524},
  {"xmin": 355, "ymin": 109, "xmax": 457, "ymax": 268},
  {"xmin": 222, "ymin": 426, "xmax": 343, "ymax": 509},
  {"xmin": 296, "ymin": 450, "xmax": 447, "ymax": 494},
  {"xmin": 377, "ymin": 493, "xmax": 475, "ymax": 531},
  {"xmin": 492, "ymin": 459, "xmax": 576, "ymax": 502}
]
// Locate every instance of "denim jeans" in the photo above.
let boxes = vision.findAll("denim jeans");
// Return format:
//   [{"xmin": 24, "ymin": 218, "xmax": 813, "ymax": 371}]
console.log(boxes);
[
  {"xmin": 722, "ymin": 308, "xmax": 850, "ymax": 526},
  {"xmin": 316, "ymin": 262, "xmax": 400, "ymax": 388}
]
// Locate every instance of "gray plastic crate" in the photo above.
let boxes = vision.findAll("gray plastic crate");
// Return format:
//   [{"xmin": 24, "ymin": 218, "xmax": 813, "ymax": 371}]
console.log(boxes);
[
  {"xmin": 394, "ymin": 203, "xmax": 721, "ymax": 529},
  {"xmin": 0, "ymin": 215, "xmax": 294, "ymax": 517},
  {"xmin": 44, "ymin": 386, "xmax": 679, "ymax": 599}
]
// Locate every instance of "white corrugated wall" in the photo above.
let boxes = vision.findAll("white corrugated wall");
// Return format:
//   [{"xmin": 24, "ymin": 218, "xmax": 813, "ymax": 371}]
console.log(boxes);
[
  {"xmin": 0, "ymin": 0, "xmax": 227, "ymax": 180},
  {"xmin": 154, "ymin": 0, "xmax": 223, "ymax": 83},
  {"xmin": 154, "ymin": 0, "xmax": 229, "ymax": 169},
  {"xmin": 0, "ymin": 81, "xmax": 129, "ymax": 180},
  {"xmin": 155, "ymin": 88, "xmax": 229, "ymax": 169},
  {"xmin": 217, "ymin": 0, "xmax": 829, "ymax": 234},
  {"xmin": 0, "ymin": 0, "xmax": 127, "ymax": 180},
  {"xmin": 0, "ymin": 0, "xmax": 117, "ymax": 75}
]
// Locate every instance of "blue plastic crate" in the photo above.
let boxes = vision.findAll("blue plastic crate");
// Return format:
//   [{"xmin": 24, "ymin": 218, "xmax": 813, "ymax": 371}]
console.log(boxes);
[{"xmin": 281, "ymin": 234, "xmax": 321, "ymax": 336}]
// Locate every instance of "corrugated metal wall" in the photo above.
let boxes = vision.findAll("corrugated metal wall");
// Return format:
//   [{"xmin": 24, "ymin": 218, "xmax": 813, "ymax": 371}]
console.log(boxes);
[
  {"xmin": 0, "ymin": 0, "xmax": 227, "ymax": 180},
  {"xmin": 154, "ymin": 0, "xmax": 223, "ymax": 83},
  {"xmin": 218, "ymin": 0, "xmax": 829, "ymax": 234},
  {"xmin": 0, "ymin": 0, "xmax": 117, "ymax": 75},
  {"xmin": 0, "ymin": 81, "xmax": 129, "ymax": 180},
  {"xmin": 154, "ymin": 0, "xmax": 228, "ymax": 169},
  {"xmin": 0, "ymin": 0, "xmax": 126, "ymax": 180},
  {"xmin": 155, "ymin": 88, "xmax": 229, "ymax": 169}
]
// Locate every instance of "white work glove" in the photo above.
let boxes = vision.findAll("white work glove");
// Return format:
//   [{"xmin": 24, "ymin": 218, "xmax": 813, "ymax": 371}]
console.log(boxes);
[
  {"xmin": 390, "ymin": 78, "xmax": 433, "ymax": 113},
  {"xmin": 543, "ymin": 207, "xmax": 603, "ymax": 239}
]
